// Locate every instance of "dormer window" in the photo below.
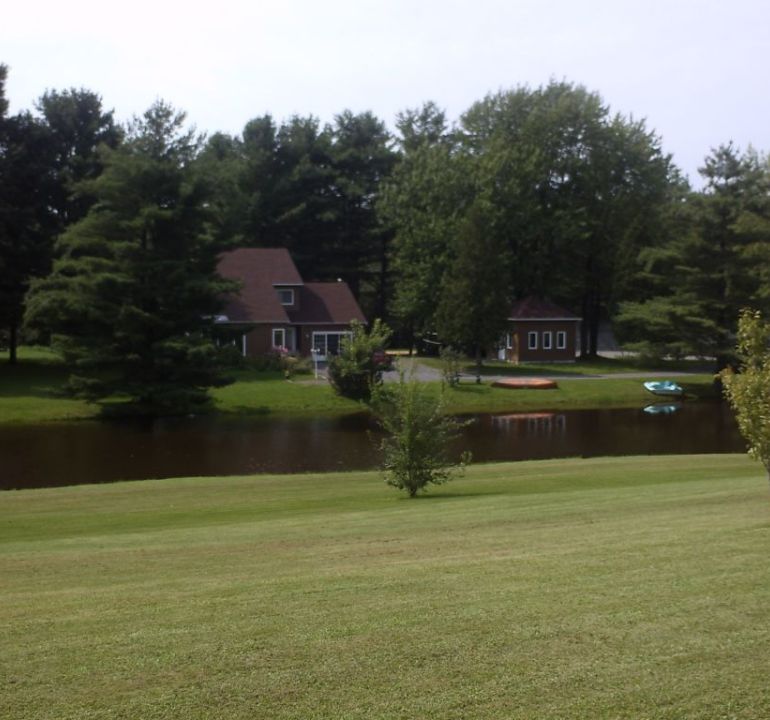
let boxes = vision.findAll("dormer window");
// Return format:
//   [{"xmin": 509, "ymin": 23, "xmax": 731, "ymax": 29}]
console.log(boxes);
[{"xmin": 277, "ymin": 288, "xmax": 294, "ymax": 305}]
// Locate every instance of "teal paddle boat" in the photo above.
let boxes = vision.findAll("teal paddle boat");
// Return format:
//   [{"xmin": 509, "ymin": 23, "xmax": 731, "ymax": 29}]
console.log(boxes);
[{"xmin": 643, "ymin": 380, "xmax": 684, "ymax": 397}]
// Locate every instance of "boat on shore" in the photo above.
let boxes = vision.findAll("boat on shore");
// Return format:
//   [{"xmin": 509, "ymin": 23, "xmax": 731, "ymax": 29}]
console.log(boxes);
[
  {"xmin": 643, "ymin": 380, "xmax": 684, "ymax": 397},
  {"xmin": 492, "ymin": 378, "xmax": 558, "ymax": 390}
]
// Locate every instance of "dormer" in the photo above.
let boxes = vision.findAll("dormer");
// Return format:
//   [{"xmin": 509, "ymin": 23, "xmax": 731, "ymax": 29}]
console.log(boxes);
[
  {"xmin": 274, "ymin": 283, "xmax": 302, "ymax": 312},
  {"xmin": 276, "ymin": 287, "xmax": 295, "ymax": 306}
]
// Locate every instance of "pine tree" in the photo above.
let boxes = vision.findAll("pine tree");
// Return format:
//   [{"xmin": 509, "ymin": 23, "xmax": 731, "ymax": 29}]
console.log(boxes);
[{"xmin": 24, "ymin": 101, "xmax": 236, "ymax": 415}]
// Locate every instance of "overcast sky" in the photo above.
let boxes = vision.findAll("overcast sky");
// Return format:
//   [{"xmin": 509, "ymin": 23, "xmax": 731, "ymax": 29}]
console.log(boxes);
[{"xmin": 3, "ymin": 0, "xmax": 768, "ymax": 186}]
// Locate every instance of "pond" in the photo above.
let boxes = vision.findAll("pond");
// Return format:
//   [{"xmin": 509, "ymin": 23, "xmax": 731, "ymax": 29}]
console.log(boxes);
[{"xmin": 0, "ymin": 401, "xmax": 745, "ymax": 490}]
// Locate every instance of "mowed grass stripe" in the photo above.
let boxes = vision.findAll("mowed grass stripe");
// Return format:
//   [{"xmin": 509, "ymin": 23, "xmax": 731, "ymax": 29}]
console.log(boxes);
[{"xmin": 1, "ymin": 455, "xmax": 769, "ymax": 719}]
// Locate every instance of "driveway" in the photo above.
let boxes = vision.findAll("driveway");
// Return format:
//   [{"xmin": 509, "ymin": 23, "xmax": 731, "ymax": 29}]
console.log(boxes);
[{"xmin": 382, "ymin": 357, "xmax": 706, "ymax": 384}]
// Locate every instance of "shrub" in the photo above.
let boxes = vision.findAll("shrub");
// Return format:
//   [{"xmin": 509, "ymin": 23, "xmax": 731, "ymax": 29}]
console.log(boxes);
[
  {"xmin": 327, "ymin": 319, "xmax": 392, "ymax": 401},
  {"xmin": 720, "ymin": 309, "xmax": 770, "ymax": 483},
  {"xmin": 439, "ymin": 346, "xmax": 463, "ymax": 387},
  {"xmin": 371, "ymin": 374, "xmax": 470, "ymax": 497}
]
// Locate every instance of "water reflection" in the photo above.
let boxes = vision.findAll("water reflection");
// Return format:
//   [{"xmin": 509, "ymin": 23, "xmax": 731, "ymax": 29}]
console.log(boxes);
[
  {"xmin": 0, "ymin": 403, "xmax": 744, "ymax": 490},
  {"xmin": 643, "ymin": 403, "xmax": 682, "ymax": 415}
]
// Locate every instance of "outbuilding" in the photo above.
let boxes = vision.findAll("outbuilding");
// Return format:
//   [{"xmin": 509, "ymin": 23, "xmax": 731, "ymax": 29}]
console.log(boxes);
[{"xmin": 499, "ymin": 297, "xmax": 581, "ymax": 363}]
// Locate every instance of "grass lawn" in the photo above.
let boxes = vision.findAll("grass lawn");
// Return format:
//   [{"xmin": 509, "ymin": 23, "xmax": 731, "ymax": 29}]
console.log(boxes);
[
  {"xmin": 0, "ymin": 347, "xmax": 718, "ymax": 423},
  {"xmin": 437, "ymin": 374, "xmax": 717, "ymax": 413},
  {"xmin": 212, "ymin": 368, "xmax": 359, "ymax": 415},
  {"xmin": 0, "ymin": 347, "xmax": 96, "ymax": 422},
  {"xmin": 418, "ymin": 353, "xmax": 715, "ymax": 377},
  {"xmin": 2, "ymin": 455, "xmax": 769, "ymax": 719}
]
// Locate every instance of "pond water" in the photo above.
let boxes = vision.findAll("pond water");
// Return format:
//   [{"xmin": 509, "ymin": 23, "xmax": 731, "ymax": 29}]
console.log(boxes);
[{"xmin": 0, "ymin": 402, "xmax": 745, "ymax": 490}]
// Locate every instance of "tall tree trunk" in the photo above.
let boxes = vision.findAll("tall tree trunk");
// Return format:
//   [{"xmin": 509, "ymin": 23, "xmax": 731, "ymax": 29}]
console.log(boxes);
[
  {"xmin": 580, "ymin": 294, "xmax": 591, "ymax": 359},
  {"xmin": 589, "ymin": 298, "xmax": 600, "ymax": 358},
  {"xmin": 475, "ymin": 344, "xmax": 482, "ymax": 384},
  {"xmin": 373, "ymin": 232, "xmax": 390, "ymax": 321},
  {"xmin": 9, "ymin": 321, "xmax": 18, "ymax": 365}
]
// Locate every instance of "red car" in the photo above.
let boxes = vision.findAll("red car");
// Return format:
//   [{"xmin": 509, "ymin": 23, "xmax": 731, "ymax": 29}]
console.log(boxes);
[{"xmin": 372, "ymin": 349, "xmax": 395, "ymax": 371}]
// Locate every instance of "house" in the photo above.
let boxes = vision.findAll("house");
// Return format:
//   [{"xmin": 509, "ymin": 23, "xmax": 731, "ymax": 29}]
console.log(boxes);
[
  {"xmin": 215, "ymin": 248, "xmax": 366, "ymax": 359},
  {"xmin": 499, "ymin": 297, "xmax": 581, "ymax": 363}
]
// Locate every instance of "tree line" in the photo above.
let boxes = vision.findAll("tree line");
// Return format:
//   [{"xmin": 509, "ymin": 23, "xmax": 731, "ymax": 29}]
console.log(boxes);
[{"xmin": 2, "ymin": 65, "xmax": 769, "ymax": 411}]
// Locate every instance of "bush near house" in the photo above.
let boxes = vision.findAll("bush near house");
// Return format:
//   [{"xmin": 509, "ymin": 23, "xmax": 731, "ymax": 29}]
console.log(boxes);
[{"xmin": 327, "ymin": 319, "xmax": 392, "ymax": 401}]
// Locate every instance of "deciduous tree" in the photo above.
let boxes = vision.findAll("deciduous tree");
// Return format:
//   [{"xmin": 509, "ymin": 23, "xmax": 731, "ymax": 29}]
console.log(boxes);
[
  {"xmin": 435, "ymin": 204, "xmax": 512, "ymax": 381},
  {"xmin": 720, "ymin": 308, "xmax": 770, "ymax": 484},
  {"xmin": 371, "ymin": 373, "xmax": 469, "ymax": 497}
]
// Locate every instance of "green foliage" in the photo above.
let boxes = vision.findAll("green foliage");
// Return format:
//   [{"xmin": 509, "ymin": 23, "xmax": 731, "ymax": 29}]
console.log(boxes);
[
  {"xmin": 383, "ymin": 80, "xmax": 675, "ymax": 356},
  {"xmin": 435, "ymin": 204, "xmax": 512, "ymax": 380},
  {"xmin": 327, "ymin": 319, "xmax": 392, "ymax": 401},
  {"xmin": 35, "ymin": 87, "xmax": 122, "ymax": 229},
  {"xmin": 0, "ymin": 73, "xmax": 121, "ymax": 364},
  {"xmin": 379, "ymin": 140, "xmax": 474, "ymax": 341},
  {"xmin": 720, "ymin": 309, "xmax": 770, "ymax": 479},
  {"xmin": 0, "ymin": 109, "xmax": 55, "ymax": 363},
  {"xmin": 24, "ymin": 101, "xmax": 236, "ymax": 416},
  {"xmin": 618, "ymin": 144, "xmax": 770, "ymax": 364},
  {"xmin": 371, "ymin": 373, "xmax": 469, "ymax": 497},
  {"xmin": 197, "ymin": 111, "xmax": 397, "ymax": 321},
  {"xmin": 439, "ymin": 345, "xmax": 463, "ymax": 387},
  {"xmin": 1, "ymin": 456, "xmax": 768, "ymax": 719},
  {"xmin": 0, "ymin": 63, "xmax": 7, "ymax": 118}
]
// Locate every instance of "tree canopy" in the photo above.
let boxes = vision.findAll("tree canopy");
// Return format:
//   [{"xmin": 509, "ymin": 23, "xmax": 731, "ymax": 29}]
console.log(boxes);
[
  {"xmin": 720, "ymin": 309, "xmax": 770, "ymax": 482},
  {"xmin": 4, "ymin": 69, "xmax": 770, "ymax": 386},
  {"xmin": 616, "ymin": 144, "xmax": 770, "ymax": 364},
  {"xmin": 24, "ymin": 101, "xmax": 236, "ymax": 415},
  {"xmin": 381, "ymin": 80, "xmax": 676, "ymax": 358}
]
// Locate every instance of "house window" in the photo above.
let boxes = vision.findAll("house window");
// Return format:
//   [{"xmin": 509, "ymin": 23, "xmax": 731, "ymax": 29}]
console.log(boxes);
[
  {"xmin": 556, "ymin": 331, "xmax": 567, "ymax": 350},
  {"xmin": 506, "ymin": 332, "xmax": 513, "ymax": 350},
  {"xmin": 542, "ymin": 331, "xmax": 552, "ymax": 350},
  {"xmin": 272, "ymin": 328, "xmax": 285, "ymax": 349},
  {"xmin": 277, "ymin": 288, "xmax": 294, "ymax": 305},
  {"xmin": 528, "ymin": 331, "xmax": 538, "ymax": 350},
  {"xmin": 312, "ymin": 331, "xmax": 350, "ymax": 358}
]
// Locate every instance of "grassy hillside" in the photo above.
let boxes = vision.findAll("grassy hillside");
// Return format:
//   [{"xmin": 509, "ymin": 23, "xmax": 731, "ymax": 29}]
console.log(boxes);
[{"xmin": 2, "ymin": 455, "xmax": 769, "ymax": 719}]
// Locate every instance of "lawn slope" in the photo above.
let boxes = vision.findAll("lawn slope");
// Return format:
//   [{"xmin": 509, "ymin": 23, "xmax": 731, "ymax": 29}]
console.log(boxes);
[{"xmin": 2, "ymin": 455, "xmax": 769, "ymax": 719}]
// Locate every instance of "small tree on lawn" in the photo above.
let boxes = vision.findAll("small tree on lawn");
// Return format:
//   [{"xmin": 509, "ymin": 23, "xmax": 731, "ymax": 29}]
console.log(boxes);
[
  {"xmin": 720, "ymin": 308, "xmax": 770, "ymax": 484},
  {"xmin": 327, "ymin": 318, "xmax": 392, "ymax": 401},
  {"xmin": 371, "ymin": 373, "xmax": 470, "ymax": 497}
]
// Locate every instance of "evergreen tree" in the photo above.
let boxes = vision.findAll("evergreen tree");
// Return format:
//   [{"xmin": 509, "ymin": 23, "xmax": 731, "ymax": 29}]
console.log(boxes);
[
  {"xmin": 327, "ymin": 111, "xmax": 397, "ymax": 318},
  {"xmin": 36, "ymin": 88, "xmax": 122, "ymax": 229},
  {"xmin": 0, "ymin": 72, "xmax": 58, "ymax": 363},
  {"xmin": 616, "ymin": 144, "xmax": 770, "ymax": 364},
  {"xmin": 195, "ymin": 131, "xmax": 247, "ymax": 247},
  {"xmin": 0, "ymin": 75, "xmax": 121, "ymax": 363},
  {"xmin": 24, "ymin": 101, "xmax": 236, "ymax": 415}
]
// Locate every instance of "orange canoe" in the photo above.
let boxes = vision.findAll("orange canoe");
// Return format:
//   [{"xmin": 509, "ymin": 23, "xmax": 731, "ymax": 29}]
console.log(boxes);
[{"xmin": 491, "ymin": 378, "xmax": 558, "ymax": 390}]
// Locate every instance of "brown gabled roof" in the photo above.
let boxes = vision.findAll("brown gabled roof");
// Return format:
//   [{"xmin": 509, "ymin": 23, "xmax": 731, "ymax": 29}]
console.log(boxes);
[
  {"xmin": 508, "ymin": 296, "xmax": 581, "ymax": 321},
  {"xmin": 216, "ymin": 247, "xmax": 366, "ymax": 326},
  {"xmin": 217, "ymin": 248, "xmax": 304, "ymax": 323},
  {"xmin": 289, "ymin": 283, "xmax": 367, "ymax": 325}
]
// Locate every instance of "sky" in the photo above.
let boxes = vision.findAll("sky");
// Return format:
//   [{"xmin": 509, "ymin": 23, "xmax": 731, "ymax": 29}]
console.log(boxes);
[{"xmin": 3, "ymin": 0, "xmax": 769, "ymax": 187}]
